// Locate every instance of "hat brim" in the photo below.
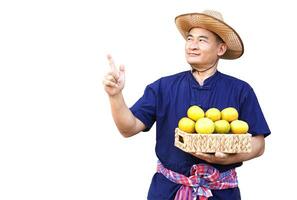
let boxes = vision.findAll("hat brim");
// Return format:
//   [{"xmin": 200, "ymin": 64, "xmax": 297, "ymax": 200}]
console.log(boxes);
[{"xmin": 175, "ymin": 13, "xmax": 244, "ymax": 59}]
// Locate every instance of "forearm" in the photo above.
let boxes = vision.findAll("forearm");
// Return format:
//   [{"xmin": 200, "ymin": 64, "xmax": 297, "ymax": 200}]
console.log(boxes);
[
  {"xmin": 222, "ymin": 135, "xmax": 265, "ymax": 165},
  {"xmin": 192, "ymin": 135, "xmax": 265, "ymax": 165},
  {"xmin": 109, "ymin": 92, "xmax": 142, "ymax": 137}
]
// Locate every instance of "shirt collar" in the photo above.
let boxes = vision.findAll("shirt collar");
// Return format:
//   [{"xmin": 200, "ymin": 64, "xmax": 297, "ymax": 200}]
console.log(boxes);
[{"xmin": 189, "ymin": 69, "xmax": 221, "ymax": 89}]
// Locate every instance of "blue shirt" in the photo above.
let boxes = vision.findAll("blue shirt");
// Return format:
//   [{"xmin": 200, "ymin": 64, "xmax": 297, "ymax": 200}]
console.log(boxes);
[{"xmin": 130, "ymin": 70, "xmax": 270, "ymax": 199}]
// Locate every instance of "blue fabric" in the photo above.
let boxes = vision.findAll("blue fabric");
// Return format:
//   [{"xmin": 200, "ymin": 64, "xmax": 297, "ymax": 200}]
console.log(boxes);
[{"xmin": 130, "ymin": 70, "xmax": 270, "ymax": 199}]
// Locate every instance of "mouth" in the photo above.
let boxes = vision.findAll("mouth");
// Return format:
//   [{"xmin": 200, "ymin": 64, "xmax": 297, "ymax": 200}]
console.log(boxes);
[{"xmin": 187, "ymin": 53, "xmax": 200, "ymax": 57}]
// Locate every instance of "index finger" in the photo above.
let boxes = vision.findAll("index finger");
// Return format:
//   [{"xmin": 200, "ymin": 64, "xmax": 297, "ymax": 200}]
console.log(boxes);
[
  {"xmin": 107, "ymin": 54, "xmax": 118, "ymax": 73},
  {"xmin": 106, "ymin": 54, "xmax": 119, "ymax": 79}
]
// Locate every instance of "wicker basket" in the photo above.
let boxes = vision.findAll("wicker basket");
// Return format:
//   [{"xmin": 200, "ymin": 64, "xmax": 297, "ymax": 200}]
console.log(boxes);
[{"xmin": 174, "ymin": 128, "xmax": 252, "ymax": 153}]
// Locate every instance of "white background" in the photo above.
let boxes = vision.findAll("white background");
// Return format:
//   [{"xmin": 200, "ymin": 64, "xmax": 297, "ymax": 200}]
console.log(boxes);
[{"xmin": 0, "ymin": 0, "xmax": 296, "ymax": 199}]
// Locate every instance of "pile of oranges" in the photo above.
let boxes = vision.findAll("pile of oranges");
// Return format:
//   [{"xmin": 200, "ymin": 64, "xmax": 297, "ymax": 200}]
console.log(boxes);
[{"xmin": 178, "ymin": 105, "xmax": 249, "ymax": 134}]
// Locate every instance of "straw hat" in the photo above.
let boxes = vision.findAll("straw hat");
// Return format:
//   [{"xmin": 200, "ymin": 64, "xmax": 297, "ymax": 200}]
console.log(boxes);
[{"xmin": 175, "ymin": 10, "xmax": 244, "ymax": 59}]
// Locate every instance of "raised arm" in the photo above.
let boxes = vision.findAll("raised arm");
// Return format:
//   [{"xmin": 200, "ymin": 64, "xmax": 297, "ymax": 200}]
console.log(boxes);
[{"xmin": 103, "ymin": 55, "xmax": 145, "ymax": 137}]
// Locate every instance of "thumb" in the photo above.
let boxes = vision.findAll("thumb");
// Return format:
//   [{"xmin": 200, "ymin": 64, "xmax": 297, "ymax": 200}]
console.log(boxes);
[{"xmin": 215, "ymin": 152, "xmax": 228, "ymax": 158}]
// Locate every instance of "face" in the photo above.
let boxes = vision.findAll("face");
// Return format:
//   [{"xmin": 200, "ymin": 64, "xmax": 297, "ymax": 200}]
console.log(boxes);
[{"xmin": 185, "ymin": 27, "xmax": 227, "ymax": 67}]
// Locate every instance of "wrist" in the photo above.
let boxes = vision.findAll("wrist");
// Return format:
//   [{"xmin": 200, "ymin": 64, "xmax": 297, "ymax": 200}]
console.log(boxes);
[
  {"xmin": 225, "ymin": 153, "xmax": 247, "ymax": 164},
  {"xmin": 108, "ymin": 91, "xmax": 123, "ymax": 99},
  {"xmin": 108, "ymin": 92, "xmax": 125, "ymax": 108}
]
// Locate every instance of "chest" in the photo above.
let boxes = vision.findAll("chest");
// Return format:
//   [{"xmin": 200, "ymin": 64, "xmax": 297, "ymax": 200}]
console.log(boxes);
[{"xmin": 158, "ymin": 84, "xmax": 242, "ymax": 121}]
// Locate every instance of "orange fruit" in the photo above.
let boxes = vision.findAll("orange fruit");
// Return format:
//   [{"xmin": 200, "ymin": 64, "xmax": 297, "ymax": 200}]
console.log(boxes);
[
  {"xmin": 206, "ymin": 108, "xmax": 221, "ymax": 121},
  {"xmin": 230, "ymin": 120, "xmax": 249, "ymax": 134},
  {"xmin": 214, "ymin": 120, "xmax": 230, "ymax": 133},
  {"xmin": 195, "ymin": 118, "xmax": 215, "ymax": 134},
  {"xmin": 187, "ymin": 105, "xmax": 204, "ymax": 121},
  {"xmin": 178, "ymin": 117, "xmax": 196, "ymax": 133},
  {"xmin": 221, "ymin": 107, "xmax": 238, "ymax": 122}
]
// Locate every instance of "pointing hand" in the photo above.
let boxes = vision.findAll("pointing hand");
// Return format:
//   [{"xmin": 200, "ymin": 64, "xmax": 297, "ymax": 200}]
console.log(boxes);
[{"xmin": 103, "ymin": 54, "xmax": 125, "ymax": 96}]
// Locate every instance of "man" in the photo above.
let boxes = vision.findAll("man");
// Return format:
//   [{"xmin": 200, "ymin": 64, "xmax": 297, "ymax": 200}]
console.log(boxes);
[{"xmin": 103, "ymin": 10, "xmax": 270, "ymax": 200}]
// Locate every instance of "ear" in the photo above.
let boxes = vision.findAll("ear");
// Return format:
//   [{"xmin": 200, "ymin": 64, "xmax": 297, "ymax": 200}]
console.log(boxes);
[{"xmin": 217, "ymin": 43, "xmax": 227, "ymax": 57}]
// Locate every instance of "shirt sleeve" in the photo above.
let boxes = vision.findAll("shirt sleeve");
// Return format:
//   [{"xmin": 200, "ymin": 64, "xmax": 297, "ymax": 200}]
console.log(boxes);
[
  {"xmin": 130, "ymin": 84, "xmax": 157, "ymax": 132},
  {"xmin": 239, "ymin": 87, "xmax": 271, "ymax": 137}
]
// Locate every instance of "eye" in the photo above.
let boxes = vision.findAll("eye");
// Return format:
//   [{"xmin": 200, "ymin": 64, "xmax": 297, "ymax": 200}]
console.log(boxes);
[{"xmin": 186, "ymin": 36, "xmax": 193, "ymax": 41}]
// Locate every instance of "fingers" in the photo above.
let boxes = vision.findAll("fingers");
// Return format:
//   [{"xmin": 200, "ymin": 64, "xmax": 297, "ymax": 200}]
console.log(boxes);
[
  {"xmin": 107, "ymin": 54, "xmax": 119, "ymax": 79},
  {"xmin": 119, "ymin": 64, "xmax": 125, "ymax": 73},
  {"xmin": 191, "ymin": 152, "xmax": 213, "ymax": 159},
  {"xmin": 118, "ymin": 64, "xmax": 125, "ymax": 82},
  {"xmin": 214, "ymin": 152, "xmax": 228, "ymax": 158},
  {"xmin": 103, "ymin": 74, "xmax": 118, "ymax": 87},
  {"xmin": 194, "ymin": 152, "xmax": 228, "ymax": 159},
  {"xmin": 102, "ymin": 79, "xmax": 118, "ymax": 87},
  {"xmin": 197, "ymin": 152, "xmax": 213, "ymax": 158},
  {"xmin": 191, "ymin": 151, "xmax": 232, "ymax": 165},
  {"xmin": 105, "ymin": 73, "xmax": 117, "ymax": 82},
  {"xmin": 107, "ymin": 54, "xmax": 116, "ymax": 70}
]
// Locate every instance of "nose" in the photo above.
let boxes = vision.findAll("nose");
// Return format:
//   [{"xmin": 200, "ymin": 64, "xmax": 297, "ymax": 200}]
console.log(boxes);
[{"xmin": 189, "ymin": 41, "xmax": 199, "ymax": 50}]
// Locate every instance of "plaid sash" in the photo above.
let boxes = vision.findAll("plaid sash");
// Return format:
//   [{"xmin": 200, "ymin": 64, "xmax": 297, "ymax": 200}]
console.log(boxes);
[{"xmin": 157, "ymin": 160, "xmax": 238, "ymax": 200}]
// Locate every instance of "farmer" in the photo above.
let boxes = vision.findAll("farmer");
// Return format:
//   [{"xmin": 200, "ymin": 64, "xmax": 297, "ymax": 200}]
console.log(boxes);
[{"xmin": 103, "ymin": 10, "xmax": 270, "ymax": 200}]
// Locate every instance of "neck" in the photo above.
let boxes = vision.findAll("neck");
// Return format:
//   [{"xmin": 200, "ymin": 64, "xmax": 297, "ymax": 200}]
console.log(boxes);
[{"xmin": 191, "ymin": 60, "xmax": 218, "ymax": 86}]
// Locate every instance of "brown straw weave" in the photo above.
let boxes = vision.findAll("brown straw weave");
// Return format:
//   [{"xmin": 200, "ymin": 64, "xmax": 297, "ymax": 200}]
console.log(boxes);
[{"xmin": 175, "ymin": 128, "xmax": 252, "ymax": 153}]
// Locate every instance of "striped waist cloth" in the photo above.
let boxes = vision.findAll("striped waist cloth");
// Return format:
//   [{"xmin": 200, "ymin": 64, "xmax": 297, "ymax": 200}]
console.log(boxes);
[{"xmin": 157, "ymin": 160, "xmax": 238, "ymax": 200}]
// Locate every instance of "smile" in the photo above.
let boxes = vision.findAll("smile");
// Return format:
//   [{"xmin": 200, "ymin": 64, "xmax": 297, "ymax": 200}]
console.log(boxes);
[{"xmin": 188, "ymin": 53, "xmax": 200, "ymax": 57}]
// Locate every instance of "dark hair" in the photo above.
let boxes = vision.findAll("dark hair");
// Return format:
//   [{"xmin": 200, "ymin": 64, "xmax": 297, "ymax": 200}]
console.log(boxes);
[{"xmin": 215, "ymin": 33, "xmax": 224, "ymax": 44}]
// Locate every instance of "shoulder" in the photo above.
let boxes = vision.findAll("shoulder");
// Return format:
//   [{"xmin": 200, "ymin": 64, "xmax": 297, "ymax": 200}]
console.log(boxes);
[
  {"xmin": 159, "ymin": 71, "xmax": 189, "ymax": 83},
  {"xmin": 218, "ymin": 72, "xmax": 256, "ymax": 104},
  {"xmin": 148, "ymin": 71, "xmax": 189, "ymax": 89},
  {"xmin": 218, "ymin": 71, "xmax": 253, "ymax": 91}
]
